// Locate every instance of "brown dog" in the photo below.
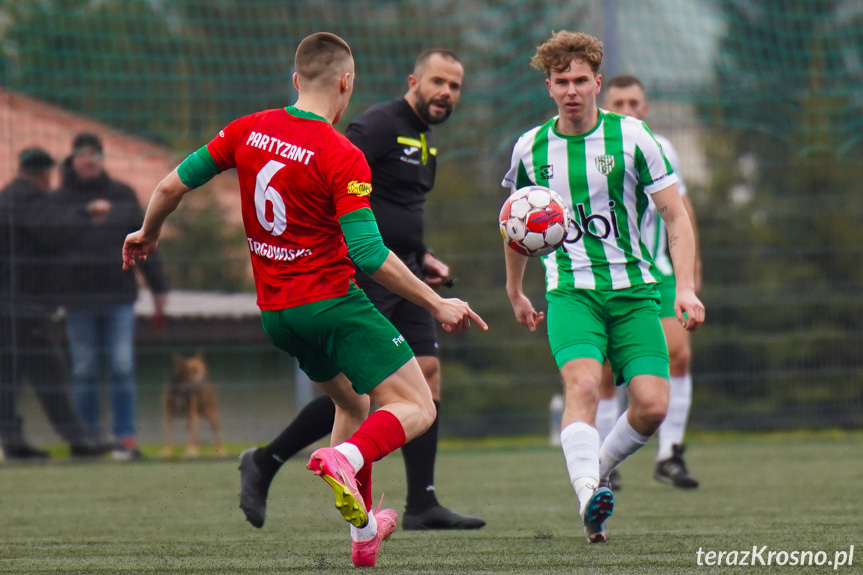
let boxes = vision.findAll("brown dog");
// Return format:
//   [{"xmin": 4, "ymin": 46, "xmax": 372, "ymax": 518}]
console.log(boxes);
[{"xmin": 162, "ymin": 352, "xmax": 225, "ymax": 458}]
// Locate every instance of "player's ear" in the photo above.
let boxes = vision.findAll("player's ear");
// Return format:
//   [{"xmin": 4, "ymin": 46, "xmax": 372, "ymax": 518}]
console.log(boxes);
[
  {"xmin": 407, "ymin": 74, "xmax": 419, "ymax": 93},
  {"xmin": 292, "ymin": 72, "xmax": 299, "ymax": 91}
]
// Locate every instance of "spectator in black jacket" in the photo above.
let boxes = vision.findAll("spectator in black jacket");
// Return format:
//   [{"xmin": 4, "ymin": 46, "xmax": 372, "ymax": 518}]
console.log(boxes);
[
  {"xmin": 0, "ymin": 147, "xmax": 112, "ymax": 459},
  {"xmin": 53, "ymin": 133, "xmax": 169, "ymax": 460}
]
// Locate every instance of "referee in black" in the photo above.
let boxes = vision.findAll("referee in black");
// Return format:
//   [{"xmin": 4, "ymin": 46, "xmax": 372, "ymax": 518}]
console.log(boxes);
[{"xmin": 240, "ymin": 50, "xmax": 485, "ymax": 530}]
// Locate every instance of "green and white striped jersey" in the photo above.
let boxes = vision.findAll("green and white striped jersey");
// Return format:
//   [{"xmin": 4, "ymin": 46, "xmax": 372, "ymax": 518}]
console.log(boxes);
[
  {"xmin": 501, "ymin": 109, "xmax": 677, "ymax": 292},
  {"xmin": 639, "ymin": 133, "xmax": 686, "ymax": 278}
]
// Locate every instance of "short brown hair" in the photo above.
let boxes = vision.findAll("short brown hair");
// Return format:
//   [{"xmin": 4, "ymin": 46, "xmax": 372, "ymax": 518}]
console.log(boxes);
[
  {"xmin": 414, "ymin": 49, "xmax": 462, "ymax": 73},
  {"xmin": 605, "ymin": 74, "xmax": 645, "ymax": 92},
  {"xmin": 295, "ymin": 32, "xmax": 353, "ymax": 83},
  {"xmin": 530, "ymin": 31, "xmax": 603, "ymax": 76}
]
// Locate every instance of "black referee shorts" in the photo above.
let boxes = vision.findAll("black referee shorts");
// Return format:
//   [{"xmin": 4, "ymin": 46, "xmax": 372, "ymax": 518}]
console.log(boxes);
[{"xmin": 354, "ymin": 261, "xmax": 439, "ymax": 358}]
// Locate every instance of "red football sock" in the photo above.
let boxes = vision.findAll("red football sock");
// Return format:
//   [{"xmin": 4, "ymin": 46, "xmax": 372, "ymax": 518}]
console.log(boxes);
[
  {"xmin": 356, "ymin": 463, "xmax": 373, "ymax": 511},
  {"xmin": 348, "ymin": 409, "xmax": 407, "ymax": 465}
]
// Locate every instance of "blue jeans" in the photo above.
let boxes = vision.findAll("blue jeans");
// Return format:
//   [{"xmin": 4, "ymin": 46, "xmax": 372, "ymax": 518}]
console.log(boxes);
[{"xmin": 65, "ymin": 304, "xmax": 137, "ymax": 440}]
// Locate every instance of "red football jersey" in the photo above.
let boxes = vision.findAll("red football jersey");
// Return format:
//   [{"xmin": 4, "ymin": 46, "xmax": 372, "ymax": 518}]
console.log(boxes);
[{"xmin": 207, "ymin": 107, "xmax": 373, "ymax": 309}]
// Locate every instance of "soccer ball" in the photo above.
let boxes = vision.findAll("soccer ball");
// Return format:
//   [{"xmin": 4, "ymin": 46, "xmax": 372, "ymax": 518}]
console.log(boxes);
[{"xmin": 499, "ymin": 186, "xmax": 570, "ymax": 256}]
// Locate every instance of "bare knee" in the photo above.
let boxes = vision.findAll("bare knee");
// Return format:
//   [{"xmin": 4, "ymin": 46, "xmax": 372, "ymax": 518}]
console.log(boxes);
[
  {"xmin": 560, "ymin": 361, "xmax": 603, "ymax": 425},
  {"xmin": 628, "ymin": 377, "xmax": 669, "ymax": 434},
  {"xmin": 568, "ymin": 374, "xmax": 600, "ymax": 404},
  {"xmin": 635, "ymin": 399, "xmax": 667, "ymax": 432},
  {"xmin": 411, "ymin": 392, "xmax": 435, "ymax": 430},
  {"xmin": 367, "ymin": 358, "xmax": 436, "ymax": 439}
]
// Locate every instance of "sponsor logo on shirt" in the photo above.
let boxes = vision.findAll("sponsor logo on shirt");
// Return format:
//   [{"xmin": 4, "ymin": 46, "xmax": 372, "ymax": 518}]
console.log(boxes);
[
  {"xmin": 347, "ymin": 181, "xmax": 372, "ymax": 197},
  {"xmin": 564, "ymin": 201, "xmax": 622, "ymax": 245},
  {"xmin": 396, "ymin": 135, "xmax": 436, "ymax": 166},
  {"xmin": 392, "ymin": 334, "xmax": 406, "ymax": 346}
]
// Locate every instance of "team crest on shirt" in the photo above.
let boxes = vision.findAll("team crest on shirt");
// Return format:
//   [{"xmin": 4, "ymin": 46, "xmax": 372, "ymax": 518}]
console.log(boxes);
[
  {"xmin": 537, "ymin": 164, "xmax": 554, "ymax": 180},
  {"xmin": 594, "ymin": 154, "xmax": 615, "ymax": 175},
  {"xmin": 347, "ymin": 181, "xmax": 372, "ymax": 197}
]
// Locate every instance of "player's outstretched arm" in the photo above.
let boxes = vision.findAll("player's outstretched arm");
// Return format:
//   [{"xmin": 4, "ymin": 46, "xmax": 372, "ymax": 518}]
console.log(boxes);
[
  {"xmin": 652, "ymin": 184, "xmax": 705, "ymax": 332},
  {"xmin": 371, "ymin": 252, "xmax": 487, "ymax": 333},
  {"xmin": 504, "ymin": 241, "xmax": 545, "ymax": 332},
  {"xmin": 122, "ymin": 168, "xmax": 191, "ymax": 270}
]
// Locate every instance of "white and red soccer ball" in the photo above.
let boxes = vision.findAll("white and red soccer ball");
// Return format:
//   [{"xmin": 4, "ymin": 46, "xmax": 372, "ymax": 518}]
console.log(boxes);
[{"xmin": 499, "ymin": 185, "xmax": 571, "ymax": 257}]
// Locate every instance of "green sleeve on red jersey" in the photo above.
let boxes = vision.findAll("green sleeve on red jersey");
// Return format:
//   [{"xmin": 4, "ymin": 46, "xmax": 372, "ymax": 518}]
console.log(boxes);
[
  {"xmin": 177, "ymin": 146, "xmax": 222, "ymax": 189},
  {"xmin": 339, "ymin": 208, "xmax": 390, "ymax": 274}
]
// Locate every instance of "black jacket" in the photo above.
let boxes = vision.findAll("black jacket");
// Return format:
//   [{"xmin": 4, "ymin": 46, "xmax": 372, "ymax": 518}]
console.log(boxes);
[
  {"xmin": 0, "ymin": 177, "xmax": 62, "ymax": 314},
  {"xmin": 51, "ymin": 160, "xmax": 168, "ymax": 307}
]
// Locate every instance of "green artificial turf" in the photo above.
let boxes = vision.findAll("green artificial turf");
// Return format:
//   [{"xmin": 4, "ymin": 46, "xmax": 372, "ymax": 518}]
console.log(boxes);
[{"xmin": 1, "ymin": 432, "xmax": 860, "ymax": 574}]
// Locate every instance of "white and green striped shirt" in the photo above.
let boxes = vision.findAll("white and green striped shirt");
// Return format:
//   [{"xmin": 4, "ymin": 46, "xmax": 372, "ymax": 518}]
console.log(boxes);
[
  {"xmin": 501, "ymin": 110, "xmax": 677, "ymax": 292},
  {"xmin": 639, "ymin": 133, "xmax": 686, "ymax": 278}
]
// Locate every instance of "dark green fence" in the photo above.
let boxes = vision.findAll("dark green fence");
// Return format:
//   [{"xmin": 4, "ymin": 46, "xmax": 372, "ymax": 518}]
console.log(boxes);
[{"xmin": 3, "ymin": 1, "xmax": 862, "ymax": 445}]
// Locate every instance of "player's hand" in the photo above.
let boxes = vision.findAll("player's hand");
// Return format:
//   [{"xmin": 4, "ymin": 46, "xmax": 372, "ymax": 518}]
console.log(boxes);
[
  {"xmin": 675, "ymin": 287, "xmax": 705, "ymax": 332},
  {"xmin": 509, "ymin": 292, "xmax": 545, "ymax": 332},
  {"xmin": 422, "ymin": 252, "xmax": 450, "ymax": 289},
  {"xmin": 434, "ymin": 298, "xmax": 488, "ymax": 333},
  {"xmin": 122, "ymin": 229, "xmax": 158, "ymax": 270}
]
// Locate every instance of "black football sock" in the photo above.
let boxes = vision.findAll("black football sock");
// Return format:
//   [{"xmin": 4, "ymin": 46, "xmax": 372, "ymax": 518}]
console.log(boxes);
[
  {"xmin": 254, "ymin": 395, "xmax": 336, "ymax": 476},
  {"xmin": 403, "ymin": 400, "xmax": 441, "ymax": 514}
]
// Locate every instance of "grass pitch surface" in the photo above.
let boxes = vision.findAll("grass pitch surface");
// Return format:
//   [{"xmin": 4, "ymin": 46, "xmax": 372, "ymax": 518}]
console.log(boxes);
[{"xmin": 1, "ymin": 432, "xmax": 861, "ymax": 574}]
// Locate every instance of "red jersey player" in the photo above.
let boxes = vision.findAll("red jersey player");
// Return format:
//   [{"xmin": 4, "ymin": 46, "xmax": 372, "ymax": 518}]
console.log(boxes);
[{"xmin": 122, "ymin": 32, "xmax": 487, "ymax": 568}]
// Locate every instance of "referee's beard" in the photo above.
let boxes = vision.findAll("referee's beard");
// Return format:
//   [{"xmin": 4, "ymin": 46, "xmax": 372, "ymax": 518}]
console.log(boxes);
[{"xmin": 415, "ymin": 94, "xmax": 453, "ymax": 125}]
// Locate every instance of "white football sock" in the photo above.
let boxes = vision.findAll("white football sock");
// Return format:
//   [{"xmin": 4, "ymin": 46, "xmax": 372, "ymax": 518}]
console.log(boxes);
[
  {"xmin": 334, "ymin": 442, "xmax": 364, "ymax": 473},
  {"xmin": 657, "ymin": 373, "xmax": 693, "ymax": 460},
  {"xmin": 595, "ymin": 397, "xmax": 620, "ymax": 443},
  {"xmin": 598, "ymin": 411, "xmax": 651, "ymax": 479},
  {"xmin": 350, "ymin": 508, "xmax": 378, "ymax": 542},
  {"xmin": 560, "ymin": 422, "xmax": 600, "ymax": 515}
]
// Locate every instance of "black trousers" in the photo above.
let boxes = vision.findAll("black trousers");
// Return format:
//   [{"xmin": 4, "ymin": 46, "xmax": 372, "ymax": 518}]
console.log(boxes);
[{"xmin": 0, "ymin": 310, "xmax": 90, "ymax": 448}]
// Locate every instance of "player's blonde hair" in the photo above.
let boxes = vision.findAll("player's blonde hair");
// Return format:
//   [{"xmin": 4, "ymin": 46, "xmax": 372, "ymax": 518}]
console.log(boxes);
[
  {"xmin": 294, "ymin": 32, "xmax": 353, "ymax": 84},
  {"xmin": 530, "ymin": 31, "xmax": 603, "ymax": 76}
]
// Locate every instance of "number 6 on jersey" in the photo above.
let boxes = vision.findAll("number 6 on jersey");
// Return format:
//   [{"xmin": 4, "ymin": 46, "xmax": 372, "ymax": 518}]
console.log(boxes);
[{"xmin": 255, "ymin": 160, "xmax": 288, "ymax": 236}]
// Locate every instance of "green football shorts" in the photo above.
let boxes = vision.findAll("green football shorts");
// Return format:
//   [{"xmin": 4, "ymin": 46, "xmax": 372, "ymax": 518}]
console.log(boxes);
[
  {"xmin": 657, "ymin": 272, "xmax": 677, "ymax": 319},
  {"xmin": 547, "ymin": 283, "xmax": 669, "ymax": 385},
  {"xmin": 260, "ymin": 283, "xmax": 414, "ymax": 395}
]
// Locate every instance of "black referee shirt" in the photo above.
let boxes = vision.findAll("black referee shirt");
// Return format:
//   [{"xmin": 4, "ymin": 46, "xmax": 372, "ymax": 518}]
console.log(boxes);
[{"xmin": 345, "ymin": 98, "xmax": 436, "ymax": 263}]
